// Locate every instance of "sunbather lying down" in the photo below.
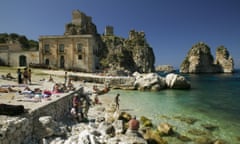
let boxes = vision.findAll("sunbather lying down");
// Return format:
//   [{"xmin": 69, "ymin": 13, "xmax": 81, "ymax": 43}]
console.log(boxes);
[
  {"xmin": 1, "ymin": 73, "xmax": 16, "ymax": 80},
  {"xmin": 0, "ymin": 87, "xmax": 21, "ymax": 93}
]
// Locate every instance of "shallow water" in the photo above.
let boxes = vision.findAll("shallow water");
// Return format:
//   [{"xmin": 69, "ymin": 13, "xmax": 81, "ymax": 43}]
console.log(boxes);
[{"xmin": 104, "ymin": 71, "xmax": 240, "ymax": 143}]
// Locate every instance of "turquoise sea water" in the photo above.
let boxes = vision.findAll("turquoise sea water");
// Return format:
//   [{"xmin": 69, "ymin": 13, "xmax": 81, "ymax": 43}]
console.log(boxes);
[{"xmin": 104, "ymin": 70, "xmax": 240, "ymax": 143}]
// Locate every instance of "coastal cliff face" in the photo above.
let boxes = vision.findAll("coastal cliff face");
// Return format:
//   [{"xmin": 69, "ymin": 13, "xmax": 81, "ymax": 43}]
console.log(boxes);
[
  {"xmin": 100, "ymin": 30, "xmax": 155, "ymax": 74},
  {"xmin": 180, "ymin": 42, "xmax": 234, "ymax": 73}
]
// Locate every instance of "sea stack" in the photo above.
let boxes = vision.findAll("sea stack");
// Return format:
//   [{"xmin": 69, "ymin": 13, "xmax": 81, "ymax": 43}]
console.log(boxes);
[
  {"xmin": 214, "ymin": 45, "xmax": 234, "ymax": 73},
  {"xmin": 180, "ymin": 42, "xmax": 234, "ymax": 73}
]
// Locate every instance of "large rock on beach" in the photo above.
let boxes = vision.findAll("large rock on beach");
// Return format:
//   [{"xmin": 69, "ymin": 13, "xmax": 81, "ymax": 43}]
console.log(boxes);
[
  {"xmin": 165, "ymin": 73, "xmax": 191, "ymax": 89},
  {"xmin": 134, "ymin": 73, "xmax": 166, "ymax": 91}
]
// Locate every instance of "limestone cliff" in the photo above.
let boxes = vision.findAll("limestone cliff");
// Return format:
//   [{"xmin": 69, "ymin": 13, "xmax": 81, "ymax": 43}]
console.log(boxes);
[
  {"xmin": 180, "ymin": 42, "xmax": 234, "ymax": 73},
  {"xmin": 100, "ymin": 29, "xmax": 155, "ymax": 74}
]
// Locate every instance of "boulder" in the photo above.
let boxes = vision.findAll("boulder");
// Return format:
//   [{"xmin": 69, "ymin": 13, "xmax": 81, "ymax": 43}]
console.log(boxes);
[
  {"xmin": 78, "ymin": 130, "xmax": 100, "ymax": 144},
  {"xmin": 134, "ymin": 73, "xmax": 166, "ymax": 91},
  {"xmin": 142, "ymin": 129, "xmax": 167, "ymax": 144},
  {"xmin": 37, "ymin": 116, "xmax": 66, "ymax": 138},
  {"xmin": 140, "ymin": 116, "xmax": 153, "ymax": 128},
  {"xmin": 113, "ymin": 120, "xmax": 124, "ymax": 134},
  {"xmin": 107, "ymin": 134, "xmax": 147, "ymax": 144},
  {"xmin": 98, "ymin": 122, "xmax": 115, "ymax": 136},
  {"xmin": 157, "ymin": 123, "xmax": 174, "ymax": 135},
  {"xmin": 165, "ymin": 73, "xmax": 191, "ymax": 89}
]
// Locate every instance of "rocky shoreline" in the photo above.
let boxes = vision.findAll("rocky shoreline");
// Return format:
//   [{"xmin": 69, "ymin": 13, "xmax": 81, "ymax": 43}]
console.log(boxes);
[
  {"xmin": 0, "ymin": 69, "xmax": 230, "ymax": 143},
  {"xmin": 35, "ymin": 89, "xmax": 227, "ymax": 144}
]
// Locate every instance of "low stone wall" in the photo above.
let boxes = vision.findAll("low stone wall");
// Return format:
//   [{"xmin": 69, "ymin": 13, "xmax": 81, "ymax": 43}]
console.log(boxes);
[
  {"xmin": 0, "ymin": 87, "xmax": 83, "ymax": 144},
  {"xmin": 69, "ymin": 74, "xmax": 135, "ymax": 86}
]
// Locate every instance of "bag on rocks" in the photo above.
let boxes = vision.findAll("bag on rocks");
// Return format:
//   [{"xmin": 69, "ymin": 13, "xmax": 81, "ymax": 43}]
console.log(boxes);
[{"xmin": 0, "ymin": 103, "xmax": 25, "ymax": 116}]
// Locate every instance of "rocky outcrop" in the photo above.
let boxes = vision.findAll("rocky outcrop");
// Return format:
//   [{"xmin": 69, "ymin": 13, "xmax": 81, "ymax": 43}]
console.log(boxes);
[
  {"xmin": 180, "ymin": 42, "xmax": 234, "ymax": 73},
  {"xmin": 39, "ymin": 105, "xmax": 149, "ymax": 144},
  {"xmin": 133, "ymin": 72, "xmax": 166, "ymax": 91},
  {"xmin": 155, "ymin": 65, "xmax": 175, "ymax": 73},
  {"xmin": 65, "ymin": 11, "xmax": 156, "ymax": 75},
  {"xmin": 165, "ymin": 73, "xmax": 191, "ymax": 89},
  {"xmin": 215, "ymin": 46, "xmax": 234, "ymax": 73},
  {"xmin": 157, "ymin": 123, "xmax": 174, "ymax": 135},
  {"xmin": 100, "ymin": 29, "xmax": 155, "ymax": 74},
  {"xmin": 36, "ymin": 116, "xmax": 67, "ymax": 138},
  {"xmin": 133, "ymin": 72, "xmax": 190, "ymax": 91}
]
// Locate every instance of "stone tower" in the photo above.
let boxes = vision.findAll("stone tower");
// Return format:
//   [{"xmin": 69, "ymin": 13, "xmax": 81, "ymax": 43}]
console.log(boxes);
[
  {"xmin": 65, "ymin": 10, "xmax": 97, "ymax": 35},
  {"xmin": 105, "ymin": 26, "xmax": 114, "ymax": 36},
  {"xmin": 71, "ymin": 10, "xmax": 92, "ymax": 26}
]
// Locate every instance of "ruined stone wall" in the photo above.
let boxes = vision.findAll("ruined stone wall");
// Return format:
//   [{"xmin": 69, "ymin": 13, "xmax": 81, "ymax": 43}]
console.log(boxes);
[
  {"xmin": 0, "ymin": 88, "xmax": 83, "ymax": 144},
  {"xmin": 10, "ymin": 51, "xmax": 39, "ymax": 67},
  {"xmin": 0, "ymin": 51, "xmax": 39, "ymax": 67},
  {"xmin": 0, "ymin": 51, "xmax": 9, "ymax": 65},
  {"xmin": 69, "ymin": 75, "xmax": 135, "ymax": 87}
]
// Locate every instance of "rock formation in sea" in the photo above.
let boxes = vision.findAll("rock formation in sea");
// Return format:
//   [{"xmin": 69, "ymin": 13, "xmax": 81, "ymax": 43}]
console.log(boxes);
[
  {"xmin": 155, "ymin": 65, "xmax": 175, "ymax": 73},
  {"xmin": 214, "ymin": 45, "xmax": 234, "ymax": 73},
  {"xmin": 180, "ymin": 42, "xmax": 234, "ymax": 73}
]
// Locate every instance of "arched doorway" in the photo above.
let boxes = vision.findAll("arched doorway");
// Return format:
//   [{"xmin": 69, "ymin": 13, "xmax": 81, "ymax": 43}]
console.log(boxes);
[
  {"xmin": 19, "ymin": 55, "xmax": 27, "ymax": 67},
  {"xmin": 60, "ymin": 55, "xmax": 65, "ymax": 69},
  {"xmin": 45, "ymin": 59, "xmax": 49, "ymax": 65}
]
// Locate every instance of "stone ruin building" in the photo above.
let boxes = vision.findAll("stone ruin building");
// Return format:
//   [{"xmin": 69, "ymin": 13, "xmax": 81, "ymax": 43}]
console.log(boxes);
[
  {"xmin": 39, "ymin": 10, "xmax": 102, "ymax": 72},
  {"xmin": 0, "ymin": 40, "xmax": 39, "ymax": 67}
]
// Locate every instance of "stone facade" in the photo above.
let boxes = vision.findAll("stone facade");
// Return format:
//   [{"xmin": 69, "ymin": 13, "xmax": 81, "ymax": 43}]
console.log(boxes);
[
  {"xmin": 39, "ymin": 10, "xmax": 101, "ymax": 72},
  {"xmin": 0, "ymin": 42, "xmax": 39, "ymax": 67},
  {"xmin": 39, "ymin": 35, "xmax": 99, "ymax": 72}
]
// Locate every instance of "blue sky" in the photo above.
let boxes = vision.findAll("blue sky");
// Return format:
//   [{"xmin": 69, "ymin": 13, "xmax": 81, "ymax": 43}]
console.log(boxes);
[{"xmin": 1, "ymin": 0, "xmax": 240, "ymax": 68}]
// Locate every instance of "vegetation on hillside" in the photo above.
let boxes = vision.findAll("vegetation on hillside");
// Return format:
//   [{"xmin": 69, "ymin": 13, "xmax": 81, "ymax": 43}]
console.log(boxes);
[{"xmin": 0, "ymin": 33, "xmax": 38, "ymax": 50}]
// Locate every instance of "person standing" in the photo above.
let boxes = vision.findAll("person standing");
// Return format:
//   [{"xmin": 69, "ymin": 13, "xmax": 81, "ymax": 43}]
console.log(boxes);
[
  {"xmin": 115, "ymin": 93, "xmax": 120, "ymax": 110},
  {"xmin": 72, "ymin": 93, "xmax": 80, "ymax": 121},
  {"xmin": 23, "ymin": 68, "xmax": 28, "ymax": 84},
  {"xmin": 17, "ymin": 68, "xmax": 22, "ymax": 84},
  {"xmin": 28, "ymin": 69, "xmax": 32, "ymax": 85},
  {"xmin": 64, "ymin": 71, "xmax": 68, "ymax": 85},
  {"xmin": 72, "ymin": 93, "xmax": 84, "ymax": 122},
  {"xmin": 83, "ymin": 94, "xmax": 91, "ymax": 118}
]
